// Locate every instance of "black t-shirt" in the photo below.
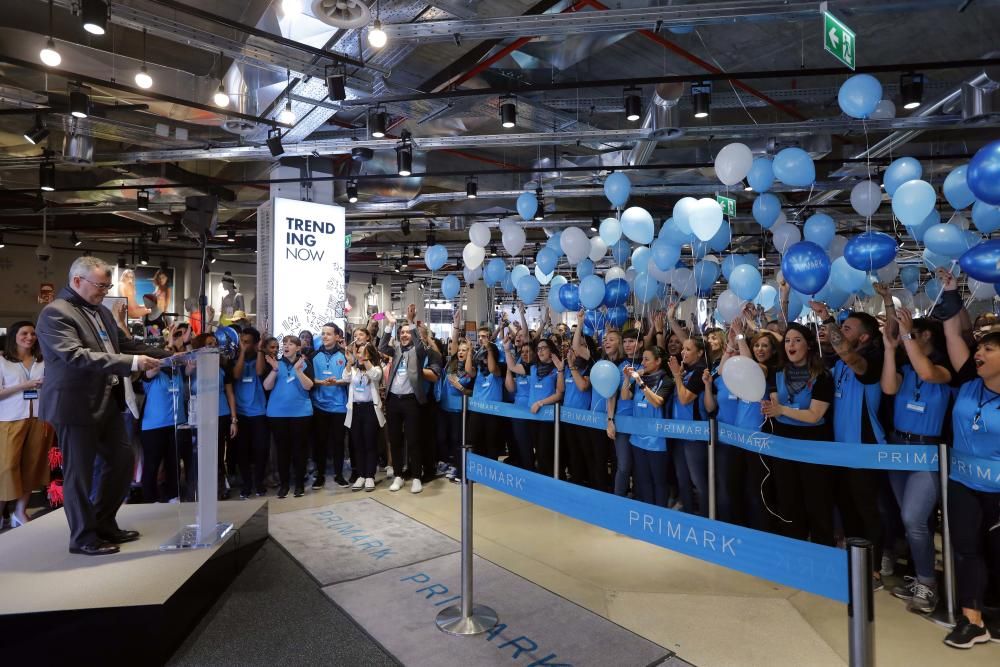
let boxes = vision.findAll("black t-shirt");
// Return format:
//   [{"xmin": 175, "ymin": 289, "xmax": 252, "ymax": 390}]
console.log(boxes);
[
  {"xmin": 681, "ymin": 362, "xmax": 707, "ymax": 420},
  {"xmin": 766, "ymin": 368, "xmax": 834, "ymax": 441}
]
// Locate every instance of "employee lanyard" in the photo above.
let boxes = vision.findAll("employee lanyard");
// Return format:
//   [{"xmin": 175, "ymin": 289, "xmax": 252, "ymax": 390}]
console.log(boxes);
[
  {"xmin": 972, "ymin": 383, "xmax": 1000, "ymax": 431},
  {"xmin": 836, "ymin": 364, "xmax": 851, "ymax": 394},
  {"xmin": 913, "ymin": 375, "xmax": 925, "ymax": 402}
]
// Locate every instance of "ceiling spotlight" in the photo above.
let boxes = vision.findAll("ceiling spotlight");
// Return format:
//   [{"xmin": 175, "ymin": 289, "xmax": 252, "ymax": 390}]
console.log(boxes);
[
  {"xmin": 624, "ymin": 87, "xmax": 642, "ymax": 122},
  {"xmin": 227, "ymin": 229, "xmax": 236, "ymax": 243},
  {"xmin": 209, "ymin": 250, "xmax": 217, "ymax": 264},
  {"xmin": 326, "ymin": 68, "xmax": 347, "ymax": 101},
  {"xmin": 370, "ymin": 109, "xmax": 388, "ymax": 138},
  {"xmin": 266, "ymin": 127, "xmax": 285, "ymax": 157},
  {"xmin": 466, "ymin": 177, "xmax": 478, "ymax": 199},
  {"xmin": 279, "ymin": 98, "xmax": 296, "ymax": 125},
  {"xmin": 281, "ymin": 0, "xmax": 302, "ymax": 16},
  {"xmin": 71, "ymin": 231, "xmax": 82, "ymax": 247},
  {"xmin": 40, "ymin": 2, "xmax": 60, "ymax": 66},
  {"xmin": 81, "ymin": 0, "xmax": 108, "ymax": 37},
  {"xmin": 744, "ymin": 183, "xmax": 753, "ymax": 192},
  {"xmin": 393, "ymin": 259, "xmax": 401, "ymax": 273},
  {"xmin": 368, "ymin": 20, "xmax": 387, "ymax": 49},
  {"xmin": 692, "ymin": 81, "xmax": 711, "ymax": 119},
  {"xmin": 213, "ymin": 83, "xmax": 230, "ymax": 107},
  {"xmin": 401, "ymin": 250, "xmax": 409, "ymax": 269},
  {"xmin": 139, "ymin": 250, "xmax": 149, "ymax": 266},
  {"xmin": 401, "ymin": 218, "xmax": 411, "ymax": 236},
  {"xmin": 534, "ymin": 188, "xmax": 544, "ymax": 221},
  {"xmin": 151, "ymin": 227, "xmax": 161, "ymax": 243},
  {"xmin": 396, "ymin": 133, "xmax": 413, "ymax": 176},
  {"xmin": 24, "ymin": 115, "xmax": 49, "ymax": 145},
  {"xmin": 901, "ymin": 72, "xmax": 925, "ymax": 110},
  {"xmin": 134, "ymin": 28, "xmax": 153, "ymax": 89},
  {"xmin": 346, "ymin": 181, "xmax": 358, "ymax": 203},
  {"xmin": 499, "ymin": 95, "xmax": 516, "ymax": 129},
  {"xmin": 39, "ymin": 161, "xmax": 55, "ymax": 192},
  {"xmin": 137, "ymin": 189, "xmax": 150, "ymax": 211},
  {"xmin": 69, "ymin": 90, "xmax": 90, "ymax": 119},
  {"xmin": 490, "ymin": 244, "xmax": 498, "ymax": 257},
  {"xmin": 590, "ymin": 216, "xmax": 599, "ymax": 232}
]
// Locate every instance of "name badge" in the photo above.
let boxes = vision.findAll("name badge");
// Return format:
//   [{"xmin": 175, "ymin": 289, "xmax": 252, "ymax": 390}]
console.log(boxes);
[
  {"xmin": 242, "ymin": 377, "xmax": 254, "ymax": 384},
  {"xmin": 99, "ymin": 330, "xmax": 110, "ymax": 341},
  {"xmin": 322, "ymin": 370, "xmax": 333, "ymax": 375},
  {"xmin": 168, "ymin": 385, "xmax": 179, "ymax": 393},
  {"xmin": 906, "ymin": 401, "xmax": 926, "ymax": 414},
  {"xmin": 637, "ymin": 401, "xmax": 648, "ymax": 409},
  {"xmin": 727, "ymin": 393, "xmax": 739, "ymax": 401},
  {"xmin": 286, "ymin": 375, "xmax": 296, "ymax": 383},
  {"xmin": 481, "ymin": 381, "xmax": 491, "ymax": 389},
  {"xmin": 834, "ymin": 391, "xmax": 843, "ymax": 399},
  {"xmin": 23, "ymin": 390, "xmax": 38, "ymax": 400},
  {"xmin": 534, "ymin": 383, "xmax": 544, "ymax": 389},
  {"xmin": 397, "ymin": 367, "xmax": 407, "ymax": 377}
]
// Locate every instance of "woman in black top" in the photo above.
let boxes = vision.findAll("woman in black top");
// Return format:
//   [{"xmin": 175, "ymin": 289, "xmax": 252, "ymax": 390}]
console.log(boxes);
[{"xmin": 668, "ymin": 337, "xmax": 708, "ymax": 516}]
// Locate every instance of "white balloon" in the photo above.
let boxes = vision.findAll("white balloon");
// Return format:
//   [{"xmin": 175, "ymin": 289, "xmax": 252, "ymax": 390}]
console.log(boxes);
[
  {"xmin": 599, "ymin": 217, "xmax": 622, "ymax": 245},
  {"xmin": 876, "ymin": 260, "xmax": 899, "ymax": 284},
  {"xmin": 589, "ymin": 236, "xmax": 608, "ymax": 262},
  {"xmin": 703, "ymin": 254, "xmax": 721, "ymax": 264},
  {"xmin": 870, "ymin": 99, "xmax": 896, "ymax": 120},
  {"xmin": 771, "ymin": 222, "xmax": 801, "ymax": 254},
  {"xmin": 625, "ymin": 267, "xmax": 637, "ymax": 285},
  {"xmin": 714, "ymin": 142, "xmax": 754, "ymax": 186},
  {"xmin": 535, "ymin": 265, "xmax": 554, "ymax": 285},
  {"xmin": 647, "ymin": 262, "xmax": 673, "ymax": 284},
  {"xmin": 690, "ymin": 197, "xmax": 724, "ymax": 241},
  {"xmin": 463, "ymin": 266, "xmax": 482, "ymax": 284},
  {"xmin": 672, "ymin": 267, "xmax": 696, "ymax": 297},
  {"xmin": 721, "ymin": 356, "xmax": 767, "ymax": 401},
  {"xmin": 968, "ymin": 277, "xmax": 995, "ymax": 300},
  {"xmin": 469, "ymin": 222, "xmax": 492, "ymax": 247},
  {"xmin": 463, "ymin": 242, "xmax": 486, "ymax": 270},
  {"xmin": 560, "ymin": 227, "xmax": 591, "ymax": 265},
  {"xmin": 850, "ymin": 180, "xmax": 882, "ymax": 218},
  {"xmin": 716, "ymin": 289, "xmax": 745, "ymax": 322},
  {"xmin": 829, "ymin": 234, "xmax": 848, "ymax": 260},
  {"xmin": 604, "ymin": 266, "xmax": 627, "ymax": 283},
  {"xmin": 892, "ymin": 288, "xmax": 915, "ymax": 310},
  {"xmin": 501, "ymin": 224, "xmax": 526, "ymax": 257},
  {"xmin": 949, "ymin": 211, "xmax": 970, "ymax": 230}
]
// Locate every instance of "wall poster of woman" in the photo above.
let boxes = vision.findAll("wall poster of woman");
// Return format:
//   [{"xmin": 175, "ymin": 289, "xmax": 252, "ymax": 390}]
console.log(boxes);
[{"xmin": 113, "ymin": 266, "xmax": 175, "ymax": 319}]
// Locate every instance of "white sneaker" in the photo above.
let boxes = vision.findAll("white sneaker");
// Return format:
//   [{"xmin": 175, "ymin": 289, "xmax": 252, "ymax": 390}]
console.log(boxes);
[
  {"xmin": 411, "ymin": 478, "xmax": 423, "ymax": 494},
  {"xmin": 445, "ymin": 466, "xmax": 456, "ymax": 480},
  {"xmin": 364, "ymin": 478, "xmax": 375, "ymax": 492},
  {"xmin": 385, "ymin": 465, "xmax": 394, "ymax": 479},
  {"xmin": 389, "ymin": 476, "xmax": 404, "ymax": 492},
  {"xmin": 352, "ymin": 477, "xmax": 365, "ymax": 492}
]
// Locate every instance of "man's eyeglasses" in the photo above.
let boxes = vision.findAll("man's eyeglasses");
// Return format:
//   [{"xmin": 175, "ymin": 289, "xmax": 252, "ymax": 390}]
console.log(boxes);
[{"xmin": 77, "ymin": 277, "xmax": 114, "ymax": 291}]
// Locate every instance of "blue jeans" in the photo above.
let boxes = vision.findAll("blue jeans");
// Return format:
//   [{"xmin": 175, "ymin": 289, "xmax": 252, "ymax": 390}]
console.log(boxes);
[
  {"xmin": 613, "ymin": 431, "xmax": 632, "ymax": 496},
  {"xmin": 888, "ymin": 469, "xmax": 940, "ymax": 582},
  {"xmin": 631, "ymin": 446, "xmax": 669, "ymax": 507}
]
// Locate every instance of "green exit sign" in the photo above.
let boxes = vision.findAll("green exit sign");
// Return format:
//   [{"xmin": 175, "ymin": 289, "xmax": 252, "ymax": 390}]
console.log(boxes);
[
  {"xmin": 716, "ymin": 195, "xmax": 736, "ymax": 218},
  {"xmin": 345, "ymin": 233, "xmax": 352, "ymax": 248},
  {"xmin": 823, "ymin": 11, "xmax": 856, "ymax": 70}
]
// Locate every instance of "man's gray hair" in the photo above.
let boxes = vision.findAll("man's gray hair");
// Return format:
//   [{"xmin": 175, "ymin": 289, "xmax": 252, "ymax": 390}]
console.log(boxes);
[{"xmin": 68, "ymin": 256, "xmax": 112, "ymax": 284}]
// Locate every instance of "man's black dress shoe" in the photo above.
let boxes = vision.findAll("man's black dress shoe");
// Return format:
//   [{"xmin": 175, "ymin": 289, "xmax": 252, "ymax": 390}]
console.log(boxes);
[
  {"xmin": 69, "ymin": 542, "xmax": 120, "ymax": 556},
  {"xmin": 97, "ymin": 529, "xmax": 141, "ymax": 544}
]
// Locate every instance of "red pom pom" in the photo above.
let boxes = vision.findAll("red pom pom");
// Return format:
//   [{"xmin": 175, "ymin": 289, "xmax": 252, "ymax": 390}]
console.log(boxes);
[
  {"xmin": 47, "ymin": 479, "xmax": 64, "ymax": 507},
  {"xmin": 48, "ymin": 446, "xmax": 63, "ymax": 470}
]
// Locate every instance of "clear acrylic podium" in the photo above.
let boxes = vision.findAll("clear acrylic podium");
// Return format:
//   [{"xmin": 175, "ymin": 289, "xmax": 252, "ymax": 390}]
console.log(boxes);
[{"xmin": 160, "ymin": 348, "xmax": 234, "ymax": 550}]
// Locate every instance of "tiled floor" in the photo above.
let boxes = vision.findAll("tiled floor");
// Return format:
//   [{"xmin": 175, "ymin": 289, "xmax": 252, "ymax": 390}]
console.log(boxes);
[{"xmin": 256, "ymin": 474, "xmax": 999, "ymax": 667}]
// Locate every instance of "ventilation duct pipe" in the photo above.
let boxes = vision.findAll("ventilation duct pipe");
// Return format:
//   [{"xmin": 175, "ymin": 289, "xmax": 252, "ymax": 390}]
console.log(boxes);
[{"xmin": 627, "ymin": 82, "xmax": 685, "ymax": 166}]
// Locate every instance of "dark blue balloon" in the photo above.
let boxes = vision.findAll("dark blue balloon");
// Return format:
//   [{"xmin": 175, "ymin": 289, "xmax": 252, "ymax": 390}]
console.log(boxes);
[
  {"xmin": 781, "ymin": 241, "xmax": 831, "ymax": 296},
  {"xmin": 610, "ymin": 239, "xmax": 631, "ymax": 265},
  {"xmin": 603, "ymin": 278, "xmax": 631, "ymax": 308},
  {"xmin": 584, "ymin": 309, "xmax": 607, "ymax": 332},
  {"xmin": 968, "ymin": 139, "xmax": 1000, "ymax": 206},
  {"xmin": 559, "ymin": 283, "xmax": 581, "ymax": 311},
  {"xmin": 843, "ymin": 231, "xmax": 897, "ymax": 272},
  {"xmin": 959, "ymin": 239, "xmax": 1000, "ymax": 283},
  {"xmin": 606, "ymin": 305, "xmax": 628, "ymax": 329}
]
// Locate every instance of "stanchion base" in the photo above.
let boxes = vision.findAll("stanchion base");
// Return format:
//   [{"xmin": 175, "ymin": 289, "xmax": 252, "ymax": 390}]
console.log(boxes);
[
  {"xmin": 924, "ymin": 604, "xmax": 957, "ymax": 629},
  {"xmin": 159, "ymin": 522, "xmax": 234, "ymax": 551},
  {"xmin": 435, "ymin": 604, "xmax": 499, "ymax": 636}
]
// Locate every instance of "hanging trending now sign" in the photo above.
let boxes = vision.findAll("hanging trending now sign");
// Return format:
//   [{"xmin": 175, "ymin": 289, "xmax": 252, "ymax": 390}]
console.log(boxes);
[{"xmin": 269, "ymin": 197, "xmax": 346, "ymax": 337}]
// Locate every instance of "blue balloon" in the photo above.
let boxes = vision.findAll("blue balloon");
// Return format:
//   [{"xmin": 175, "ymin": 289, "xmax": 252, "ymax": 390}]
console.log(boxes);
[
  {"xmin": 604, "ymin": 278, "xmax": 631, "ymax": 307},
  {"xmin": 604, "ymin": 171, "xmax": 631, "ymax": 207},
  {"xmin": 900, "ymin": 265, "xmax": 921, "ymax": 293},
  {"xmin": 516, "ymin": 192, "xmax": 537, "ymax": 221},
  {"xmin": 579, "ymin": 275, "xmax": 606, "ymax": 309},
  {"xmin": 831, "ymin": 256, "xmax": 867, "ymax": 293},
  {"xmin": 501, "ymin": 271, "xmax": 514, "ymax": 293},
  {"xmin": 610, "ymin": 238, "xmax": 631, "ymax": 265},
  {"xmin": 673, "ymin": 198, "xmax": 697, "ymax": 235},
  {"xmin": 883, "ymin": 157, "xmax": 922, "ymax": 197},
  {"xmin": 844, "ymin": 231, "xmax": 897, "ymax": 271},
  {"xmin": 755, "ymin": 284, "xmax": 778, "ymax": 311},
  {"xmin": 441, "ymin": 274, "xmax": 461, "ymax": 300},
  {"xmin": 892, "ymin": 179, "xmax": 937, "ymax": 227},
  {"xmin": 838, "ymin": 74, "xmax": 883, "ymax": 119},
  {"xmin": 536, "ymin": 247, "xmax": 558, "ymax": 275},
  {"xmin": 923, "ymin": 224, "xmax": 970, "ymax": 258},
  {"xmin": 691, "ymin": 239, "xmax": 710, "ymax": 259},
  {"xmin": 424, "ymin": 244, "xmax": 448, "ymax": 272},
  {"xmin": 787, "ymin": 289, "xmax": 810, "ymax": 320},
  {"xmin": 721, "ymin": 255, "xmax": 741, "ymax": 280},
  {"xmin": 606, "ymin": 305, "xmax": 628, "ymax": 329},
  {"xmin": 484, "ymin": 257, "xmax": 506, "ymax": 286},
  {"xmin": 590, "ymin": 359, "xmax": 622, "ymax": 399},
  {"xmin": 825, "ymin": 287, "xmax": 851, "ymax": 311},
  {"xmin": 516, "ymin": 275, "xmax": 541, "ymax": 304},
  {"xmin": 747, "ymin": 157, "xmax": 774, "ymax": 193},
  {"xmin": 922, "ymin": 248, "xmax": 960, "ymax": 275},
  {"xmin": 905, "ymin": 209, "xmax": 939, "ymax": 243},
  {"xmin": 781, "ymin": 241, "xmax": 832, "ymax": 295},
  {"xmin": 943, "ymin": 165, "xmax": 976, "ymax": 210},
  {"xmin": 559, "ymin": 283, "xmax": 581, "ymax": 311},
  {"xmin": 708, "ymin": 220, "xmax": 731, "ymax": 252},
  {"xmin": 752, "ymin": 193, "xmax": 782, "ymax": 229},
  {"xmin": 968, "ymin": 140, "xmax": 1000, "ymax": 205},
  {"xmin": 960, "ymin": 239, "xmax": 1000, "ymax": 283},
  {"xmin": 773, "ymin": 147, "xmax": 815, "ymax": 187},
  {"xmin": 631, "ymin": 245, "xmax": 651, "ymax": 272},
  {"xmin": 815, "ymin": 279, "xmax": 848, "ymax": 307},
  {"xmin": 972, "ymin": 200, "xmax": 1000, "ymax": 234},
  {"xmin": 548, "ymin": 287, "xmax": 566, "ymax": 313},
  {"xmin": 651, "ymin": 238, "xmax": 681, "ymax": 271},
  {"xmin": 510, "ymin": 263, "xmax": 530, "ymax": 286},
  {"xmin": 924, "ymin": 277, "xmax": 944, "ymax": 302},
  {"xmin": 576, "ymin": 257, "xmax": 595, "ymax": 280},
  {"xmin": 694, "ymin": 260, "xmax": 720, "ymax": 292},
  {"xmin": 621, "ymin": 207, "xmax": 655, "ymax": 245},
  {"xmin": 803, "ymin": 213, "xmax": 836, "ymax": 249},
  {"xmin": 632, "ymin": 272, "xmax": 659, "ymax": 303},
  {"xmin": 659, "ymin": 217, "xmax": 692, "ymax": 246},
  {"xmin": 546, "ymin": 231, "xmax": 564, "ymax": 257},
  {"xmin": 584, "ymin": 309, "xmax": 607, "ymax": 333},
  {"xmin": 729, "ymin": 264, "xmax": 762, "ymax": 300}
]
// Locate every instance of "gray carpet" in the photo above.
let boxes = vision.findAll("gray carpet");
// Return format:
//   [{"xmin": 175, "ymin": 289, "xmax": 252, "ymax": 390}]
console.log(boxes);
[
  {"xmin": 168, "ymin": 539, "xmax": 398, "ymax": 667},
  {"xmin": 269, "ymin": 499, "xmax": 460, "ymax": 585}
]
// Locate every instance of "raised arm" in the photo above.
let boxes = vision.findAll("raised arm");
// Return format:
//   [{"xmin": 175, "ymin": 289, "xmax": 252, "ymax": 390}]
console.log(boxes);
[
  {"xmin": 572, "ymin": 309, "xmax": 590, "ymax": 359},
  {"xmin": 810, "ymin": 301, "xmax": 868, "ymax": 376},
  {"xmin": 666, "ymin": 302, "xmax": 689, "ymax": 342},
  {"xmin": 881, "ymin": 320, "xmax": 902, "ymax": 395},
  {"xmin": 667, "ymin": 355, "xmax": 697, "ymax": 405},
  {"xmin": 702, "ymin": 368, "xmax": 717, "ymax": 413},
  {"xmin": 898, "ymin": 308, "xmax": 952, "ymax": 384}
]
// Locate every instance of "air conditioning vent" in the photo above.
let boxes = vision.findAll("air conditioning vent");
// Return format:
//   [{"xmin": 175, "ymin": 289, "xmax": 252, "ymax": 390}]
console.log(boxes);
[{"xmin": 311, "ymin": 0, "xmax": 370, "ymax": 29}]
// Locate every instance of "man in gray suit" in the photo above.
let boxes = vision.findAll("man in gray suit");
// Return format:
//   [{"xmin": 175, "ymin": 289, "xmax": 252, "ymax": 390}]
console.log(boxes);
[
  {"xmin": 37, "ymin": 256, "xmax": 167, "ymax": 556},
  {"xmin": 379, "ymin": 309, "xmax": 428, "ymax": 494}
]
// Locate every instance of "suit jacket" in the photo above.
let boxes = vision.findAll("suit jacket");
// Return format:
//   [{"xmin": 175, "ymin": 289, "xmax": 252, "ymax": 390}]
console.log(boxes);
[
  {"xmin": 36, "ymin": 286, "xmax": 169, "ymax": 425},
  {"xmin": 379, "ymin": 323, "xmax": 428, "ymax": 404}
]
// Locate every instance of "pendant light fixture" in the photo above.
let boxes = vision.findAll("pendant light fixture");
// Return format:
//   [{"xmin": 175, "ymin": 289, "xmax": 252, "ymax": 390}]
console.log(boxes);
[
  {"xmin": 368, "ymin": 0, "xmax": 387, "ymax": 49},
  {"xmin": 900, "ymin": 72, "xmax": 925, "ymax": 110},
  {"xmin": 69, "ymin": 89, "xmax": 90, "ymax": 118},
  {"xmin": 81, "ymin": 0, "xmax": 108, "ymax": 36},
  {"xmin": 692, "ymin": 81, "xmax": 711, "ymax": 119},
  {"xmin": 370, "ymin": 107, "xmax": 388, "ymax": 138},
  {"xmin": 346, "ymin": 180, "xmax": 358, "ymax": 203},
  {"xmin": 466, "ymin": 176, "xmax": 478, "ymax": 199},
  {"xmin": 212, "ymin": 52, "xmax": 229, "ymax": 107},
  {"xmin": 134, "ymin": 28, "xmax": 153, "ymax": 89},
  {"xmin": 137, "ymin": 189, "xmax": 150, "ymax": 211},
  {"xmin": 624, "ymin": 87, "xmax": 642, "ymax": 122},
  {"xmin": 39, "ymin": 1, "xmax": 61, "ymax": 67},
  {"xmin": 23, "ymin": 115, "xmax": 49, "ymax": 145},
  {"xmin": 499, "ymin": 95, "xmax": 516, "ymax": 129},
  {"xmin": 396, "ymin": 130, "xmax": 413, "ymax": 177},
  {"xmin": 39, "ymin": 159, "xmax": 56, "ymax": 192}
]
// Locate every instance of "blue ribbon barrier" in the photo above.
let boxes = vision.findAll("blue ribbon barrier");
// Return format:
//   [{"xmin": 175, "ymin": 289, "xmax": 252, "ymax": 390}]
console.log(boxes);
[
  {"xmin": 469, "ymin": 398, "xmax": 554, "ymax": 422},
  {"xmin": 949, "ymin": 450, "xmax": 1000, "ymax": 491},
  {"xmin": 466, "ymin": 453, "xmax": 849, "ymax": 604},
  {"xmin": 560, "ymin": 406, "xmax": 710, "ymax": 441},
  {"xmin": 715, "ymin": 423, "xmax": 940, "ymax": 472}
]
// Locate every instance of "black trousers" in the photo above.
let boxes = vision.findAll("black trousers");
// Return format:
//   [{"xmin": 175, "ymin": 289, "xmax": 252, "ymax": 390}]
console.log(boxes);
[
  {"xmin": 533, "ymin": 422, "xmax": 556, "ymax": 478},
  {"xmin": 468, "ymin": 412, "xmax": 502, "ymax": 460},
  {"xmin": 312, "ymin": 408, "xmax": 347, "ymax": 479},
  {"xmin": 420, "ymin": 398, "xmax": 439, "ymax": 481},
  {"xmin": 55, "ymin": 408, "xmax": 132, "ymax": 549},
  {"xmin": 269, "ymin": 416, "xmax": 310, "ymax": 490},
  {"xmin": 438, "ymin": 410, "xmax": 463, "ymax": 471},
  {"xmin": 836, "ymin": 467, "xmax": 884, "ymax": 571},
  {"xmin": 349, "ymin": 403, "xmax": 380, "ymax": 479},
  {"xmin": 234, "ymin": 414, "xmax": 269, "ymax": 494},
  {"xmin": 139, "ymin": 425, "xmax": 183, "ymax": 503},
  {"xmin": 949, "ymin": 480, "xmax": 1000, "ymax": 610},
  {"xmin": 771, "ymin": 458, "xmax": 836, "ymax": 546},
  {"xmin": 386, "ymin": 394, "xmax": 422, "ymax": 480},
  {"xmin": 191, "ymin": 416, "xmax": 232, "ymax": 497},
  {"xmin": 584, "ymin": 427, "xmax": 612, "ymax": 493}
]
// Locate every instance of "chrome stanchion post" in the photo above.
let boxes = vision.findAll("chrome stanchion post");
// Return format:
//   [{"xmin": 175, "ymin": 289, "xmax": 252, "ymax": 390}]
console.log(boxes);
[
  {"xmin": 552, "ymin": 403, "xmax": 561, "ymax": 480},
  {"xmin": 436, "ymin": 395, "xmax": 499, "ymax": 636},
  {"xmin": 708, "ymin": 418, "xmax": 717, "ymax": 520},
  {"xmin": 847, "ymin": 538, "xmax": 875, "ymax": 667},
  {"xmin": 937, "ymin": 443, "xmax": 957, "ymax": 626}
]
